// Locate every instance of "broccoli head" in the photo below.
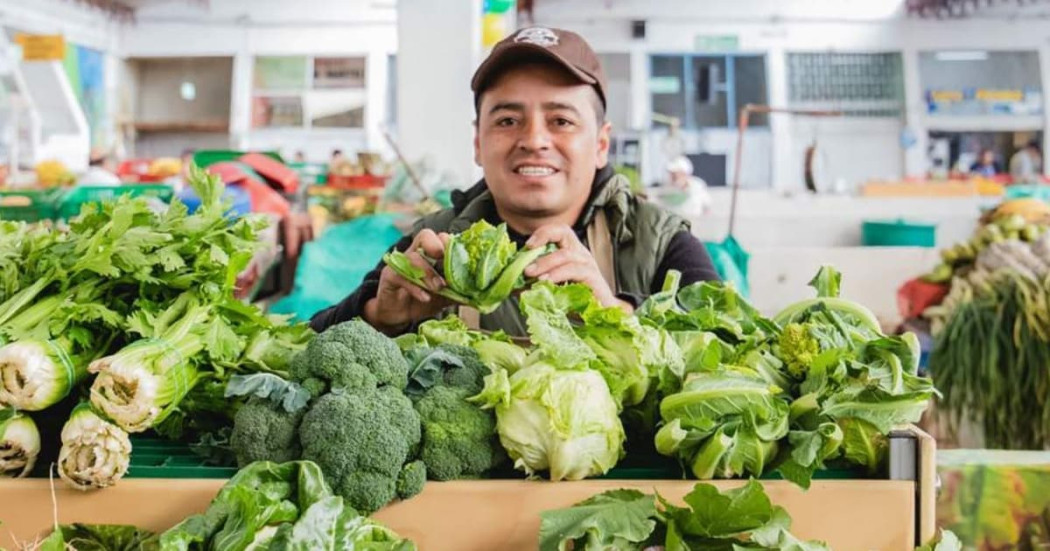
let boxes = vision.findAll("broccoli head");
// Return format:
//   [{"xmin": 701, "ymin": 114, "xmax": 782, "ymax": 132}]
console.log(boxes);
[
  {"xmin": 397, "ymin": 460, "xmax": 427, "ymax": 499},
  {"xmin": 404, "ymin": 343, "xmax": 489, "ymax": 399},
  {"xmin": 299, "ymin": 385, "xmax": 422, "ymax": 514},
  {"xmin": 290, "ymin": 319, "xmax": 409, "ymax": 394},
  {"xmin": 415, "ymin": 385, "xmax": 505, "ymax": 480},
  {"xmin": 229, "ymin": 398, "xmax": 304, "ymax": 467},
  {"xmin": 777, "ymin": 323, "xmax": 821, "ymax": 378}
]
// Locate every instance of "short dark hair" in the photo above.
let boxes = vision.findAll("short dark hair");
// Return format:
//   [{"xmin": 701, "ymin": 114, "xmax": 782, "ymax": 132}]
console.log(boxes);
[{"xmin": 473, "ymin": 56, "xmax": 606, "ymax": 125}]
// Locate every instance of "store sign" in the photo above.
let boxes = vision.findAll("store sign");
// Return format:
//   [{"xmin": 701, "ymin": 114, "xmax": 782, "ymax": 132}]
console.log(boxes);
[
  {"xmin": 976, "ymin": 89, "xmax": 1024, "ymax": 102},
  {"xmin": 15, "ymin": 34, "xmax": 66, "ymax": 61},
  {"xmin": 694, "ymin": 34, "xmax": 739, "ymax": 52},
  {"xmin": 648, "ymin": 76, "xmax": 681, "ymax": 94}
]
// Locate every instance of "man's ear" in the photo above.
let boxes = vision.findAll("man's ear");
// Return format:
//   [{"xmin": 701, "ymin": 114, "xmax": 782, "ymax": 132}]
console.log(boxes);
[
  {"xmin": 473, "ymin": 120, "xmax": 481, "ymax": 166},
  {"xmin": 596, "ymin": 121, "xmax": 612, "ymax": 169}
]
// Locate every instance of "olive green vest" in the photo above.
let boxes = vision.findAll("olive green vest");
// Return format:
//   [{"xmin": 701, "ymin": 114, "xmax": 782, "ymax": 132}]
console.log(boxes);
[{"xmin": 410, "ymin": 174, "xmax": 690, "ymax": 336}]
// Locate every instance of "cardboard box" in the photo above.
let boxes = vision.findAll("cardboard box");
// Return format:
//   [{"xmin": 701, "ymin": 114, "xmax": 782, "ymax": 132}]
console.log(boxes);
[{"xmin": 0, "ymin": 427, "xmax": 936, "ymax": 550}]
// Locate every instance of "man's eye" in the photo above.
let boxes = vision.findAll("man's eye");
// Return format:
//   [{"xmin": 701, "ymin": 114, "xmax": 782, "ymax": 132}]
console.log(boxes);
[
  {"xmin": 496, "ymin": 118, "xmax": 517, "ymax": 127},
  {"xmin": 554, "ymin": 118, "xmax": 575, "ymax": 127}
]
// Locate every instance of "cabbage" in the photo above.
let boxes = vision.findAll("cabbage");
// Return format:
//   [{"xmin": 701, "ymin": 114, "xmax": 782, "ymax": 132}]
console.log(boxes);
[{"xmin": 471, "ymin": 363, "xmax": 624, "ymax": 481}]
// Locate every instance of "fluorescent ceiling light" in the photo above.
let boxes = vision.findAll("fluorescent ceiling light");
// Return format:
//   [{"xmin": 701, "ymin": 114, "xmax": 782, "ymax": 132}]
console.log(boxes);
[{"xmin": 935, "ymin": 51, "xmax": 989, "ymax": 62}]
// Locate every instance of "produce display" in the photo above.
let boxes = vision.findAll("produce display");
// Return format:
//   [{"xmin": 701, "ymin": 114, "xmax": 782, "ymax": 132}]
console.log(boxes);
[
  {"xmin": 918, "ymin": 202, "xmax": 1050, "ymax": 449},
  {"xmin": 0, "ymin": 166, "xmax": 312, "ymax": 490},
  {"xmin": 540, "ymin": 479, "xmax": 960, "ymax": 551},
  {"xmin": 383, "ymin": 219, "xmax": 555, "ymax": 313},
  {"xmin": 26, "ymin": 460, "xmax": 415, "ymax": 550},
  {"xmin": 0, "ymin": 173, "xmax": 948, "ymax": 548},
  {"xmin": 644, "ymin": 268, "xmax": 933, "ymax": 487}
]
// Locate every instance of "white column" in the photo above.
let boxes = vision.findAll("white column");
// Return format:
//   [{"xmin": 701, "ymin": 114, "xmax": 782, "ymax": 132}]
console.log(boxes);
[
  {"xmin": 1039, "ymin": 42, "xmax": 1050, "ymax": 177},
  {"xmin": 365, "ymin": 50, "xmax": 388, "ymax": 154},
  {"xmin": 397, "ymin": 0, "xmax": 483, "ymax": 188},
  {"xmin": 901, "ymin": 46, "xmax": 928, "ymax": 179},
  {"xmin": 766, "ymin": 47, "xmax": 791, "ymax": 191},
  {"xmin": 228, "ymin": 49, "xmax": 252, "ymax": 150}
]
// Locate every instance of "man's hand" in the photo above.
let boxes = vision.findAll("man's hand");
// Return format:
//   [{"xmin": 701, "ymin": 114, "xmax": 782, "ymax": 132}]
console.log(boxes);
[
  {"xmin": 524, "ymin": 225, "xmax": 632, "ymax": 312},
  {"xmin": 364, "ymin": 229, "xmax": 452, "ymax": 334}
]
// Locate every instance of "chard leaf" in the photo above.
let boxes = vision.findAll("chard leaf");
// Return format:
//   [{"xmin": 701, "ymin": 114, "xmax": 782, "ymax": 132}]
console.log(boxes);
[
  {"xmin": 538, "ymin": 489, "xmax": 658, "ymax": 551},
  {"xmin": 808, "ymin": 265, "xmax": 841, "ymax": 298},
  {"xmin": 662, "ymin": 479, "xmax": 774, "ymax": 538}
]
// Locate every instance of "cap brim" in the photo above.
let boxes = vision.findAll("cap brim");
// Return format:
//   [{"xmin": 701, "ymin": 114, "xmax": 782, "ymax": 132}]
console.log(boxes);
[{"xmin": 471, "ymin": 42, "xmax": 598, "ymax": 94}]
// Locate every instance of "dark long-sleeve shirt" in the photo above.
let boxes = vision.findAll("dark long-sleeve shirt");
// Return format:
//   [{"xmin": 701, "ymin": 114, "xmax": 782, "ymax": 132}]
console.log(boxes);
[{"xmin": 310, "ymin": 168, "xmax": 720, "ymax": 333}]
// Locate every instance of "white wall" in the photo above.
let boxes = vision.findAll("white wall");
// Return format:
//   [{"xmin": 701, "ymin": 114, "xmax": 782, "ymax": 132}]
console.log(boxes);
[
  {"xmin": 120, "ymin": 0, "xmax": 397, "ymax": 161},
  {"xmin": 531, "ymin": 0, "xmax": 1050, "ymax": 189}
]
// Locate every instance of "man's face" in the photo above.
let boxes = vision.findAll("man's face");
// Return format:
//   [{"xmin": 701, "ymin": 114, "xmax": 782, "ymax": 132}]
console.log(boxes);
[{"xmin": 474, "ymin": 63, "xmax": 611, "ymax": 220}]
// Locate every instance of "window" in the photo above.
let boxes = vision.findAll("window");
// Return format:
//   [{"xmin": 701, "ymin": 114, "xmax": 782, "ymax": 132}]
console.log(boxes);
[
  {"xmin": 252, "ymin": 55, "xmax": 367, "ymax": 129},
  {"xmin": 649, "ymin": 54, "xmax": 768, "ymax": 129},
  {"xmin": 788, "ymin": 52, "xmax": 904, "ymax": 117},
  {"xmin": 919, "ymin": 50, "xmax": 1042, "ymax": 116}
]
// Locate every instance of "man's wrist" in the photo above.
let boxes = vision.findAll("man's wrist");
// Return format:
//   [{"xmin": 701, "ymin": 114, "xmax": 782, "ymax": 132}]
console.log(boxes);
[{"xmin": 364, "ymin": 297, "xmax": 407, "ymax": 336}]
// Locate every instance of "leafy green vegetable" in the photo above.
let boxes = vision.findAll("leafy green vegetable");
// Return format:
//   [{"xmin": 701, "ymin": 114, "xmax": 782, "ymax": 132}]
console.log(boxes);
[
  {"xmin": 225, "ymin": 373, "xmax": 311, "ymax": 413},
  {"xmin": 656, "ymin": 370, "xmax": 789, "ymax": 480},
  {"xmin": 0, "ymin": 407, "xmax": 40, "ymax": 477},
  {"xmin": 158, "ymin": 460, "xmax": 416, "ymax": 551},
  {"xmin": 383, "ymin": 220, "xmax": 555, "ymax": 313},
  {"xmin": 538, "ymin": 489, "xmax": 658, "ymax": 551},
  {"xmin": 54, "ymin": 524, "xmax": 158, "ymax": 551},
  {"xmin": 88, "ymin": 292, "xmax": 213, "ymax": 433},
  {"xmin": 471, "ymin": 363, "xmax": 624, "ymax": 481},
  {"xmin": 539, "ymin": 479, "xmax": 828, "ymax": 551},
  {"xmin": 57, "ymin": 402, "xmax": 132, "ymax": 490}
]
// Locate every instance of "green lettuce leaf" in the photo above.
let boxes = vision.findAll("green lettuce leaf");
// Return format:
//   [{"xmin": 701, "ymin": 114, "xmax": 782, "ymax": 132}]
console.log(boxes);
[{"xmin": 539, "ymin": 489, "xmax": 658, "ymax": 551}]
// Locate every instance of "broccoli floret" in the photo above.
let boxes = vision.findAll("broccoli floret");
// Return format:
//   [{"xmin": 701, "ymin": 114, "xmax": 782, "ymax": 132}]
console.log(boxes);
[
  {"xmin": 404, "ymin": 343, "xmax": 489, "ymax": 398},
  {"xmin": 290, "ymin": 319, "xmax": 409, "ymax": 394},
  {"xmin": 229, "ymin": 398, "xmax": 304, "ymax": 467},
  {"xmin": 434, "ymin": 344, "xmax": 488, "ymax": 393},
  {"xmin": 777, "ymin": 323, "xmax": 821, "ymax": 378},
  {"xmin": 415, "ymin": 385, "xmax": 505, "ymax": 481},
  {"xmin": 397, "ymin": 460, "xmax": 427, "ymax": 499},
  {"xmin": 299, "ymin": 385, "xmax": 422, "ymax": 514}
]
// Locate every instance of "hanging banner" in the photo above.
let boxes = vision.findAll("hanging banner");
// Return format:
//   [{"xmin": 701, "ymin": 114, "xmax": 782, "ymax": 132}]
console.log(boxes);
[{"xmin": 15, "ymin": 34, "xmax": 66, "ymax": 61}]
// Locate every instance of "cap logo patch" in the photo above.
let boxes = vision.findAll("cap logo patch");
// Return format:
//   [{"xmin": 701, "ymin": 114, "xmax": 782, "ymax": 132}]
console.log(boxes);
[{"xmin": 514, "ymin": 27, "xmax": 559, "ymax": 47}]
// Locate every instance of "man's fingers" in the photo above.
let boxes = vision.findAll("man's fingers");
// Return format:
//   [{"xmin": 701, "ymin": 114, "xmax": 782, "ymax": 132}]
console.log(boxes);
[
  {"xmin": 414, "ymin": 229, "xmax": 447, "ymax": 259},
  {"xmin": 526, "ymin": 224, "xmax": 578, "ymax": 251},
  {"xmin": 524, "ymin": 248, "xmax": 579, "ymax": 278},
  {"xmin": 384, "ymin": 266, "xmax": 434, "ymax": 302},
  {"xmin": 537, "ymin": 262, "xmax": 593, "ymax": 286}
]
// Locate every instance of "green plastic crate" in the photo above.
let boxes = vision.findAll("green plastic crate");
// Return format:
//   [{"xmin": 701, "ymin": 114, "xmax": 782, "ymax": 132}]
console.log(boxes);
[
  {"xmin": 125, "ymin": 437, "xmax": 237, "ymax": 479},
  {"xmin": 0, "ymin": 188, "xmax": 65, "ymax": 222},
  {"xmin": 58, "ymin": 184, "xmax": 174, "ymax": 220},
  {"xmin": 862, "ymin": 219, "xmax": 937, "ymax": 248},
  {"xmin": 193, "ymin": 150, "xmax": 283, "ymax": 169}
]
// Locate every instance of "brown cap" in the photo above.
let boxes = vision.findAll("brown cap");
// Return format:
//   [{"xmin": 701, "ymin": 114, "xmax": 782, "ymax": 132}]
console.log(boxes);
[{"xmin": 471, "ymin": 27, "xmax": 608, "ymax": 110}]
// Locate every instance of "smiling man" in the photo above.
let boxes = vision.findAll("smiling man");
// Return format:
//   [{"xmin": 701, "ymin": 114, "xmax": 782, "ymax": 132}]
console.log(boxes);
[{"xmin": 312, "ymin": 27, "xmax": 720, "ymax": 336}]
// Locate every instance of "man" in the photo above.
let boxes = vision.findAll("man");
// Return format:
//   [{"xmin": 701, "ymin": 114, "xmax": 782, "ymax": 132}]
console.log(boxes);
[
  {"xmin": 1010, "ymin": 139, "xmax": 1043, "ymax": 184},
  {"xmin": 77, "ymin": 149, "xmax": 122, "ymax": 186},
  {"xmin": 312, "ymin": 27, "xmax": 719, "ymax": 336},
  {"xmin": 658, "ymin": 155, "xmax": 712, "ymax": 218}
]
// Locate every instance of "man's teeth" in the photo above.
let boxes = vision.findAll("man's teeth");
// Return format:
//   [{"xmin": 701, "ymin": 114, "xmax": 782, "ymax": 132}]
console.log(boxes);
[{"xmin": 516, "ymin": 166, "xmax": 556, "ymax": 176}]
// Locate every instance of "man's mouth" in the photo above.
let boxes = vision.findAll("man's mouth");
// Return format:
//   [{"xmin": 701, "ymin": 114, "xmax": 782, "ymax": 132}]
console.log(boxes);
[{"xmin": 513, "ymin": 165, "xmax": 558, "ymax": 177}]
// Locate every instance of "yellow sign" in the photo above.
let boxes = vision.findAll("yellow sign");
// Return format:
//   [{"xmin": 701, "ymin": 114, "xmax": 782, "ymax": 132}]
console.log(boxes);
[
  {"xmin": 976, "ymin": 89, "xmax": 1024, "ymax": 102},
  {"xmin": 930, "ymin": 90, "xmax": 964, "ymax": 102},
  {"xmin": 15, "ymin": 34, "xmax": 66, "ymax": 61}
]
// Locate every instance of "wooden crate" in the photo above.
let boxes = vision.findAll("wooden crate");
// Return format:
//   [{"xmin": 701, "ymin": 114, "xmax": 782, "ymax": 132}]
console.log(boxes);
[{"xmin": 0, "ymin": 427, "xmax": 935, "ymax": 550}]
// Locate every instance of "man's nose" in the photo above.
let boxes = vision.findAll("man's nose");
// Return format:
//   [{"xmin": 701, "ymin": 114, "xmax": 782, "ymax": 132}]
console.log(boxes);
[{"xmin": 517, "ymin": 119, "xmax": 551, "ymax": 151}]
